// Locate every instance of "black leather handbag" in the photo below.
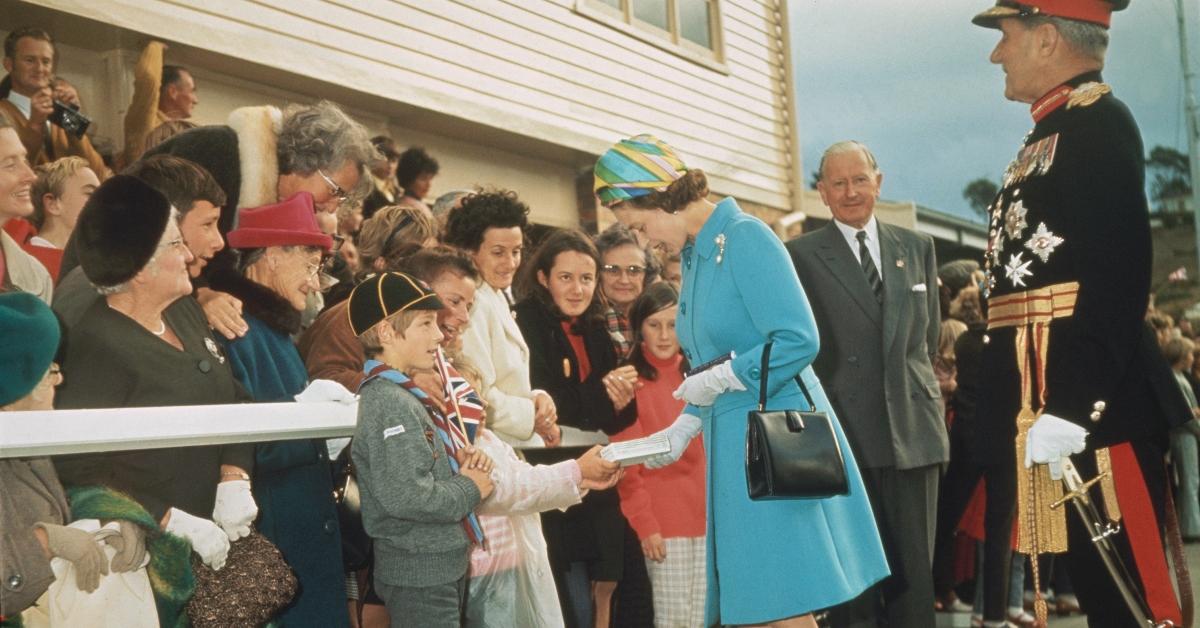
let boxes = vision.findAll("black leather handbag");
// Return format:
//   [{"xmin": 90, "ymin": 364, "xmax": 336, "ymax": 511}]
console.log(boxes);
[{"xmin": 746, "ymin": 342, "xmax": 850, "ymax": 500}]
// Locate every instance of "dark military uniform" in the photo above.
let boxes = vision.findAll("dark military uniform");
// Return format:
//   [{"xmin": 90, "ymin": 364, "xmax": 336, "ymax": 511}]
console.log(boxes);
[
  {"xmin": 54, "ymin": 296, "xmax": 254, "ymax": 521},
  {"xmin": 980, "ymin": 72, "xmax": 1183, "ymax": 626}
]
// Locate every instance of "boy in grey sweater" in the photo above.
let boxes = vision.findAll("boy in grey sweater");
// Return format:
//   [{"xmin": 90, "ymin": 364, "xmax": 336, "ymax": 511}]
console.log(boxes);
[{"xmin": 348, "ymin": 272, "xmax": 494, "ymax": 627}]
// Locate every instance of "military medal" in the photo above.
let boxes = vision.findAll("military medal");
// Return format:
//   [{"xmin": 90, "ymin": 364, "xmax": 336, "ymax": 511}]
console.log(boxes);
[
  {"xmin": 204, "ymin": 337, "xmax": 226, "ymax": 364},
  {"xmin": 1004, "ymin": 200, "xmax": 1029, "ymax": 240},
  {"xmin": 1004, "ymin": 252, "xmax": 1033, "ymax": 287},
  {"xmin": 1024, "ymin": 222, "xmax": 1064, "ymax": 263}
]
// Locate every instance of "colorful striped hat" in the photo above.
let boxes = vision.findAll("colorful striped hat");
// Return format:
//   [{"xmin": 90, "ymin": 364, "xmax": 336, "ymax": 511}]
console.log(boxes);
[{"xmin": 594, "ymin": 134, "xmax": 689, "ymax": 207}]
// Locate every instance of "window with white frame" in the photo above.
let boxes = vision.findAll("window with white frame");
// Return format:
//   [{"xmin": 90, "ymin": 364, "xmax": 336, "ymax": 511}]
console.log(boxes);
[{"xmin": 578, "ymin": 0, "xmax": 725, "ymax": 68}]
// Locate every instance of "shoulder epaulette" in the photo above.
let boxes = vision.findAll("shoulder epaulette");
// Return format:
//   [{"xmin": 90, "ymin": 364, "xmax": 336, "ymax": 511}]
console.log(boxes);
[{"xmin": 1067, "ymin": 82, "xmax": 1111, "ymax": 109}]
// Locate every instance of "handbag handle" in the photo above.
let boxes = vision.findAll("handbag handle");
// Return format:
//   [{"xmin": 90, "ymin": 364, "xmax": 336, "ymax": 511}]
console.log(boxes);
[{"xmin": 757, "ymin": 342, "xmax": 818, "ymax": 413}]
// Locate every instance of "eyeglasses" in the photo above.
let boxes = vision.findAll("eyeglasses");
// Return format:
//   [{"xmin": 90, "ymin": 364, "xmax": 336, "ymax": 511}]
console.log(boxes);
[
  {"xmin": 600, "ymin": 264, "xmax": 647, "ymax": 278},
  {"xmin": 157, "ymin": 237, "xmax": 188, "ymax": 253},
  {"xmin": 317, "ymin": 169, "xmax": 350, "ymax": 204},
  {"xmin": 43, "ymin": 363, "xmax": 63, "ymax": 387}
]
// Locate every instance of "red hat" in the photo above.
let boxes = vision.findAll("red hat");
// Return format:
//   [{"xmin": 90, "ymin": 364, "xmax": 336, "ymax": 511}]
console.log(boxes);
[
  {"xmin": 227, "ymin": 192, "xmax": 334, "ymax": 251},
  {"xmin": 972, "ymin": 0, "xmax": 1128, "ymax": 29}
]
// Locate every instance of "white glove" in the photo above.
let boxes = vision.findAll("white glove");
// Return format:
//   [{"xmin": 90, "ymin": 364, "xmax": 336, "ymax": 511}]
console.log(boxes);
[
  {"xmin": 294, "ymin": 379, "xmax": 358, "ymax": 404},
  {"xmin": 673, "ymin": 361, "xmax": 746, "ymax": 407},
  {"xmin": 645, "ymin": 414, "xmax": 702, "ymax": 470},
  {"xmin": 1025, "ymin": 413, "xmax": 1088, "ymax": 480},
  {"xmin": 165, "ymin": 508, "xmax": 230, "ymax": 570},
  {"xmin": 213, "ymin": 479, "xmax": 258, "ymax": 541}
]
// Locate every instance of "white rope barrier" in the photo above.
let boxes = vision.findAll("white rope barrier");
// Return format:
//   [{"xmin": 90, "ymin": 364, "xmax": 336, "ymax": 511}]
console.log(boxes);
[{"xmin": 0, "ymin": 402, "xmax": 608, "ymax": 458}]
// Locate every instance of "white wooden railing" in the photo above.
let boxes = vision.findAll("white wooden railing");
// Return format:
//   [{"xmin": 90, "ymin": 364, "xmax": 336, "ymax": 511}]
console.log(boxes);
[{"xmin": 0, "ymin": 402, "xmax": 607, "ymax": 458}]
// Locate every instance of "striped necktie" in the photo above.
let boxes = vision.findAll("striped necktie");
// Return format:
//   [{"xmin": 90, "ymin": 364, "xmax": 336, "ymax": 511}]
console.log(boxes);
[{"xmin": 857, "ymin": 230, "xmax": 883, "ymax": 303}]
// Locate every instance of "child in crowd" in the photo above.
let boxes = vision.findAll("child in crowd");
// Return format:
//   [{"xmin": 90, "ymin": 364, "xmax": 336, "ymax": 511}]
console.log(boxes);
[
  {"xmin": 448, "ymin": 360, "xmax": 623, "ymax": 628},
  {"xmin": 349, "ymin": 272, "xmax": 495, "ymax": 627},
  {"xmin": 611, "ymin": 282, "xmax": 706, "ymax": 627}
]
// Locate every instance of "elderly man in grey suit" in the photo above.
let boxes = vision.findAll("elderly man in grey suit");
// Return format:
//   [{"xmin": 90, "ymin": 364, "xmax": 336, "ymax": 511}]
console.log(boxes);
[{"xmin": 786, "ymin": 140, "xmax": 948, "ymax": 628}]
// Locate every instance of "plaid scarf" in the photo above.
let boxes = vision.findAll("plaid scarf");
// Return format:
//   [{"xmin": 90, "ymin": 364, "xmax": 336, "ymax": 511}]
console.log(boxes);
[
  {"xmin": 362, "ymin": 360, "xmax": 486, "ymax": 547},
  {"xmin": 605, "ymin": 306, "xmax": 634, "ymax": 360}
]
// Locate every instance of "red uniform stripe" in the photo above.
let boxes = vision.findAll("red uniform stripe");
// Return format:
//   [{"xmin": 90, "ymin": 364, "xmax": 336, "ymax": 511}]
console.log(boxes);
[{"xmin": 1110, "ymin": 443, "xmax": 1182, "ymax": 625}]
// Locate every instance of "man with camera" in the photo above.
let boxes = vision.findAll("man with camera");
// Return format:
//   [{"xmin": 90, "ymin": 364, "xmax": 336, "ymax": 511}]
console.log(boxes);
[{"xmin": 0, "ymin": 27, "xmax": 104, "ymax": 177}]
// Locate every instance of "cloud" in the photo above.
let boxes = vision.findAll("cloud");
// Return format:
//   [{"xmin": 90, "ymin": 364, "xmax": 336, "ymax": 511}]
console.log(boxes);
[{"xmin": 789, "ymin": 0, "xmax": 1197, "ymax": 221}]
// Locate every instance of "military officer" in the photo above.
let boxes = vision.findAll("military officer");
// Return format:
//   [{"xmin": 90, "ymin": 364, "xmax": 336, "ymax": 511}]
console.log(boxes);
[{"xmin": 973, "ymin": 1, "xmax": 1187, "ymax": 626}]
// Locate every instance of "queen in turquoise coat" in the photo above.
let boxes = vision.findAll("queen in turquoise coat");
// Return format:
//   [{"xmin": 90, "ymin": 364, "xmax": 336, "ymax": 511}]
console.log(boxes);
[{"xmin": 596, "ymin": 135, "xmax": 889, "ymax": 626}]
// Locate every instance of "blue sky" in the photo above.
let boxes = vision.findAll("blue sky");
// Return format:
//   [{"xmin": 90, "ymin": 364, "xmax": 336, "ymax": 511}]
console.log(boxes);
[{"xmin": 788, "ymin": 0, "xmax": 1199, "ymax": 222}]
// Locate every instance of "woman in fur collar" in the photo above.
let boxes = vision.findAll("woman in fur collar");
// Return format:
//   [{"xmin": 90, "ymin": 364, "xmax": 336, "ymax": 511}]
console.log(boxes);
[{"xmin": 211, "ymin": 192, "xmax": 349, "ymax": 627}]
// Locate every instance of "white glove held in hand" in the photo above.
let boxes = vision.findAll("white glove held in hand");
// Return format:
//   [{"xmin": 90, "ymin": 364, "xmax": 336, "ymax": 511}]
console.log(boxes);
[
  {"xmin": 213, "ymin": 480, "xmax": 258, "ymax": 541},
  {"xmin": 673, "ymin": 361, "xmax": 746, "ymax": 407},
  {"xmin": 1024, "ymin": 413, "xmax": 1088, "ymax": 480},
  {"xmin": 645, "ymin": 414, "xmax": 702, "ymax": 469},
  {"xmin": 294, "ymin": 379, "xmax": 358, "ymax": 404},
  {"xmin": 166, "ymin": 508, "xmax": 230, "ymax": 570}
]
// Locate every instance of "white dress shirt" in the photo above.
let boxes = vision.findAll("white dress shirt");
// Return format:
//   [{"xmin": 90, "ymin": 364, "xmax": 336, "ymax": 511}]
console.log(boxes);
[
  {"xmin": 833, "ymin": 215, "xmax": 882, "ymax": 273},
  {"xmin": 7, "ymin": 91, "xmax": 32, "ymax": 120}
]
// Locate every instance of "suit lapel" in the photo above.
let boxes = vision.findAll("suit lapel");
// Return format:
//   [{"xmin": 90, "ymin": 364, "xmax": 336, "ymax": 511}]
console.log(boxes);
[
  {"xmin": 811, "ymin": 224, "xmax": 882, "ymax": 328},
  {"xmin": 880, "ymin": 223, "xmax": 908, "ymax": 352}
]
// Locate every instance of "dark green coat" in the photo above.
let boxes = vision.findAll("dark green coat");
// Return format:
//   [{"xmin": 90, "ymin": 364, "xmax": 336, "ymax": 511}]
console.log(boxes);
[
  {"xmin": 213, "ymin": 272, "xmax": 347, "ymax": 628},
  {"xmin": 54, "ymin": 296, "xmax": 254, "ymax": 521}
]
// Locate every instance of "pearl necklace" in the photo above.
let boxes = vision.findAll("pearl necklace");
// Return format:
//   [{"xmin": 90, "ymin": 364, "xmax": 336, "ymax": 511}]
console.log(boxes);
[{"xmin": 151, "ymin": 320, "xmax": 166, "ymax": 336}]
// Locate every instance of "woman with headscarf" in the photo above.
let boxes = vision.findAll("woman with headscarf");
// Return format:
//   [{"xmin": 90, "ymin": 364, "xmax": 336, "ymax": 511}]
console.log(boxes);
[
  {"xmin": 54, "ymin": 175, "xmax": 256, "ymax": 578},
  {"xmin": 208, "ymin": 191, "xmax": 348, "ymax": 627},
  {"xmin": 593, "ymin": 135, "xmax": 889, "ymax": 627}
]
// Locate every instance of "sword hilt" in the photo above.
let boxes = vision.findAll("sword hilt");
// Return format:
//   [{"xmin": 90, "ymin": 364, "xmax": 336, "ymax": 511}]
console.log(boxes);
[{"xmin": 1050, "ymin": 469, "xmax": 1110, "ymax": 510}]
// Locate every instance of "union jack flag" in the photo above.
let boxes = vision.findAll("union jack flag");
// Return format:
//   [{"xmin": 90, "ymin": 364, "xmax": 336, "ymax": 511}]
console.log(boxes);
[{"xmin": 437, "ymin": 350, "xmax": 485, "ymax": 445}]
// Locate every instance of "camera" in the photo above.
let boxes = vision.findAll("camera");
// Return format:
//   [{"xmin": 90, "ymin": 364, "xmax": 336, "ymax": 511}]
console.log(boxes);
[{"xmin": 48, "ymin": 100, "xmax": 91, "ymax": 139}]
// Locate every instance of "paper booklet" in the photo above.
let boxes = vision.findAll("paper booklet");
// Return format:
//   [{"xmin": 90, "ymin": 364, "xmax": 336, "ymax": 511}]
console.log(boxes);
[{"xmin": 600, "ymin": 432, "xmax": 671, "ymax": 467}]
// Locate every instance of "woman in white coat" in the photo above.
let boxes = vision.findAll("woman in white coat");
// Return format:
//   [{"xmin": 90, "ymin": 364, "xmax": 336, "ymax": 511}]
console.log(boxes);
[{"xmin": 444, "ymin": 190, "xmax": 560, "ymax": 447}]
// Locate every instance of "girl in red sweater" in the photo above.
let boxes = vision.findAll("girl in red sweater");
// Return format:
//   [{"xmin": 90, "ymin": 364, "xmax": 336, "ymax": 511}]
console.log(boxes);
[{"xmin": 612, "ymin": 282, "xmax": 706, "ymax": 627}]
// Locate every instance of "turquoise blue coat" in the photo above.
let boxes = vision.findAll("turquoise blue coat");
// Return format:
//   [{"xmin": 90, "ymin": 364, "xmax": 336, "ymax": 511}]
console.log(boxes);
[{"xmin": 677, "ymin": 198, "xmax": 889, "ymax": 625}]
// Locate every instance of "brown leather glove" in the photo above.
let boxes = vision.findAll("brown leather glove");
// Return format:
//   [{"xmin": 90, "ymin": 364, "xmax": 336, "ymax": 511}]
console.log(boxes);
[{"xmin": 36, "ymin": 523, "xmax": 109, "ymax": 592}]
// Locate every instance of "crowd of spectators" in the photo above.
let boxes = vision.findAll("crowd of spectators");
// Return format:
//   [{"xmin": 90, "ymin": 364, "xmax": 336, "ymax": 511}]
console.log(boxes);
[{"xmin": 0, "ymin": 23, "xmax": 695, "ymax": 628}]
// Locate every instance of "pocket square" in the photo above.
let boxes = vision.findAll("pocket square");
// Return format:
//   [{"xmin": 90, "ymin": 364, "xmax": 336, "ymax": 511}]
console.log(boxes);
[{"xmin": 911, "ymin": 283, "xmax": 927, "ymax": 293}]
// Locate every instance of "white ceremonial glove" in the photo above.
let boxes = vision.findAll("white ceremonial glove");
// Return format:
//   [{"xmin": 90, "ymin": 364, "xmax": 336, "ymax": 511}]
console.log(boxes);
[
  {"xmin": 294, "ymin": 379, "xmax": 358, "ymax": 404},
  {"xmin": 165, "ymin": 508, "xmax": 231, "ymax": 570},
  {"xmin": 212, "ymin": 479, "xmax": 258, "ymax": 541},
  {"xmin": 673, "ymin": 361, "xmax": 747, "ymax": 407},
  {"xmin": 1024, "ymin": 413, "xmax": 1088, "ymax": 480},
  {"xmin": 645, "ymin": 414, "xmax": 702, "ymax": 470}
]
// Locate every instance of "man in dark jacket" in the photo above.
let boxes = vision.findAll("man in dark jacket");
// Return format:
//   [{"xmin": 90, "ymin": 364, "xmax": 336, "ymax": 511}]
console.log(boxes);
[{"xmin": 973, "ymin": 1, "xmax": 1186, "ymax": 625}]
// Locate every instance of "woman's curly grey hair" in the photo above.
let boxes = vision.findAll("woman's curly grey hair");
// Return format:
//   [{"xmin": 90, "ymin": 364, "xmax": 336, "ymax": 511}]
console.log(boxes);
[{"xmin": 276, "ymin": 100, "xmax": 378, "ymax": 202}]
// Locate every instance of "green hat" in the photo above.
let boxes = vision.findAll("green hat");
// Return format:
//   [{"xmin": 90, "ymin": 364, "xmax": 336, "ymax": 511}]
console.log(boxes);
[
  {"xmin": 347, "ymin": 271, "xmax": 445, "ymax": 336},
  {"xmin": 0, "ymin": 293, "xmax": 61, "ymax": 406}
]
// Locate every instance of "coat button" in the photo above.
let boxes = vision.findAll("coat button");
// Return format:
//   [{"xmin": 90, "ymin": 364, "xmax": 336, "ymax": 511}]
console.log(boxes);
[
  {"xmin": 7, "ymin": 574, "xmax": 22, "ymax": 588},
  {"xmin": 198, "ymin": 359, "xmax": 212, "ymax": 373},
  {"xmin": 848, "ymin": 356, "xmax": 858, "ymax": 364},
  {"xmin": 748, "ymin": 367, "xmax": 761, "ymax": 380},
  {"xmin": 323, "ymin": 520, "xmax": 336, "ymax": 535}
]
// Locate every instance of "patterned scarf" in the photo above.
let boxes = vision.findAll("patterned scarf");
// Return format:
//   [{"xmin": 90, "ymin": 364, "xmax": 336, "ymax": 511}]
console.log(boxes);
[
  {"xmin": 362, "ymin": 359, "xmax": 486, "ymax": 547},
  {"xmin": 593, "ymin": 134, "xmax": 688, "ymax": 207}
]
